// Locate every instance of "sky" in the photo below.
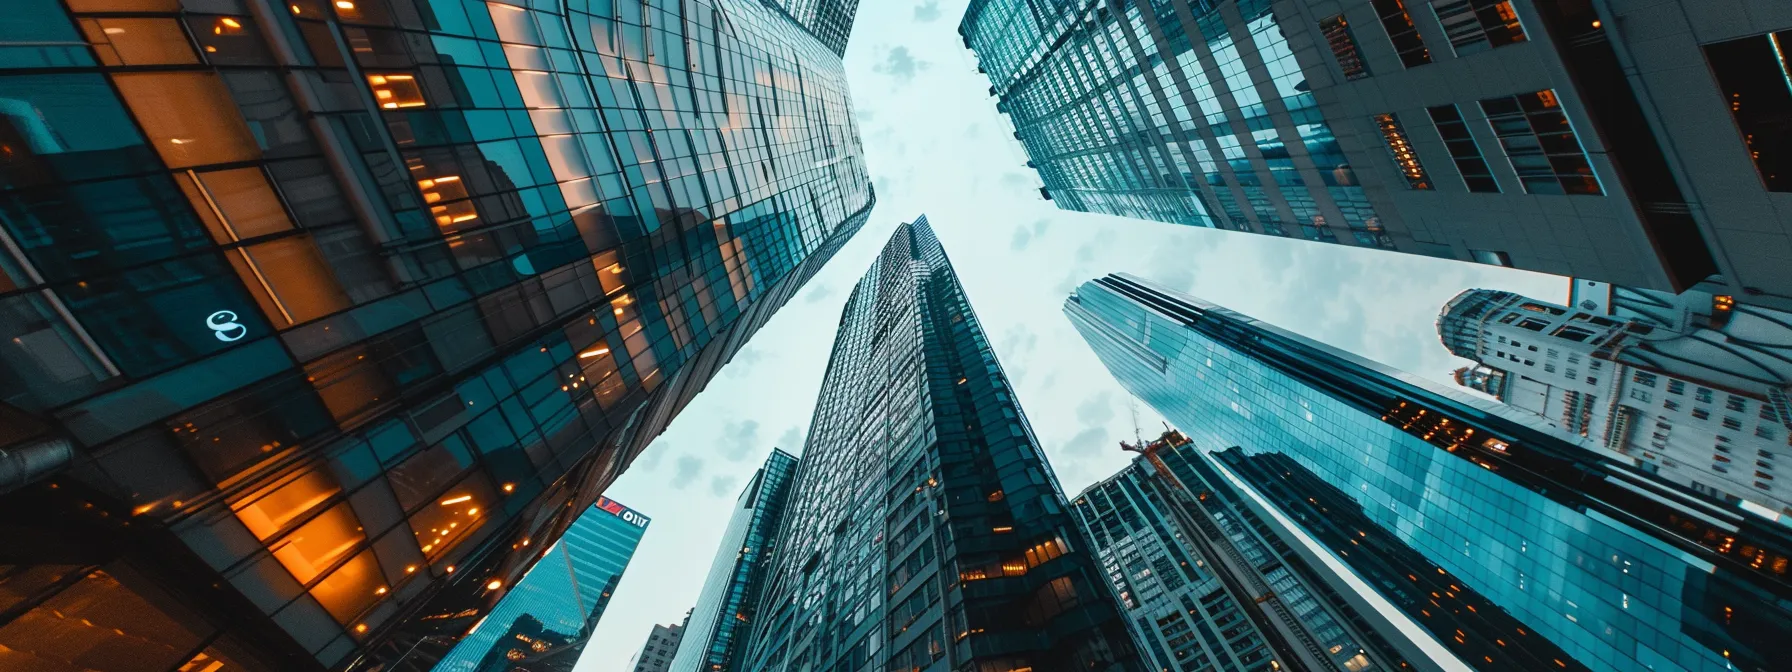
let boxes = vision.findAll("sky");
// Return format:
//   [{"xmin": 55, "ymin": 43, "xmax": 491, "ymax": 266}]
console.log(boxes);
[{"xmin": 574, "ymin": 0, "xmax": 1567, "ymax": 667}]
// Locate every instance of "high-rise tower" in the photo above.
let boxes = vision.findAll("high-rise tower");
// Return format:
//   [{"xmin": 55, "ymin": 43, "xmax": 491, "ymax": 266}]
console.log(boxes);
[
  {"xmin": 670, "ymin": 449, "xmax": 798, "ymax": 672},
  {"xmin": 1438, "ymin": 284, "xmax": 1792, "ymax": 517},
  {"xmin": 1066, "ymin": 273, "xmax": 1792, "ymax": 672},
  {"xmin": 737, "ymin": 218, "xmax": 1143, "ymax": 672},
  {"xmin": 963, "ymin": 0, "xmax": 1792, "ymax": 309},
  {"xmin": 0, "ymin": 0, "xmax": 871, "ymax": 669}
]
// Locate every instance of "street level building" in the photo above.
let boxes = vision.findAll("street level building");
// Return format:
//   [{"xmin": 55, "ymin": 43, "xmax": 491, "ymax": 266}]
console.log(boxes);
[
  {"xmin": 963, "ymin": 0, "xmax": 1792, "ymax": 309},
  {"xmin": 1439, "ymin": 283, "xmax": 1792, "ymax": 518},
  {"xmin": 737, "ymin": 217, "xmax": 1144, "ymax": 672},
  {"xmin": 1066, "ymin": 272, "xmax": 1792, "ymax": 671},
  {"xmin": 0, "ymin": 0, "xmax": 872, "ymax": 669},
  {"xmin": 434, "ymin": 497, "xmax": 649, "ymax": 672},
  {"xmin": 1073, "ymin": 430, "xmax": 1409, "ymax": 672},
  {"xmin": 669, "ymin": 449, "xmax": 798, "ymax": 672},
  {"xmin": 630, "ymin": 621, "xmax": 686, "ymax": 672}
]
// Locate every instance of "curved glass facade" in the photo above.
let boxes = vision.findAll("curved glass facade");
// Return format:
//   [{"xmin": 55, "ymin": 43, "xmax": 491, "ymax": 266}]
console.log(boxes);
[
  {"xmin": 0, "ymin": 0, "xmax": 870, "ymax": 669},
  {"xmin": 1066, "ymin": 274, "xmax": 1792, "ymax": 672},
  {"xmin": 672, "ymin": 448, "xmax": 797, "ymax": 672}
]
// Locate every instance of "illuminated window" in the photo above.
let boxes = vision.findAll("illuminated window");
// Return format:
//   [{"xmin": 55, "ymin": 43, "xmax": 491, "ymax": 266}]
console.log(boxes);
[
  {"xmin": 79, "ymin": 18, "xmax": 198, "ymax": 66},
  {"xmin": 112, "ymin": 72, "xmax": 261, "ymax": 168},
  {"xmin": 417, "ymin": 174, "xmax": 478, "ymax": 231},
  {"xmin": 1428, "ymin": 0, "xmax": 1526, "ymax": 56},
  {"xmin": 1426, "ymin": 105, "xmax": 1501, "ymax": 192},
  {"xmin": 1480, "ymin": 90, "xmax": 1602, "ymax": 195},
  {"xmin": 1704, "ymin": 30, "xmax": 1792, "ymax": 192},
  {"xmin": 270, "ymin": 501, "xmax": 366, "ymax": 584},
  {"xmin": 233, "ymin": 468, "xmax": 342, "ymax": 541},
  {"xmin": 1370, "ymin": 0, "xmax": 1432, "ymax": 68},
  {"xmin": 366, "ymin": 73, "xmax": 425, "ymax": 109},
  {"xmin": 310, "ymin": 549, "xmax": 386, "ymax": 623},
  {"xmin": 1374, "ymin": 113, "xmax": 1432, "ymax": 190},
  {"xmin": 408, "ymin": 474, "xmax": 495, "ymax": 561},
  {"xmin": 1319, "ymin": 15, "xmax": 1370, "ymax": 81}
]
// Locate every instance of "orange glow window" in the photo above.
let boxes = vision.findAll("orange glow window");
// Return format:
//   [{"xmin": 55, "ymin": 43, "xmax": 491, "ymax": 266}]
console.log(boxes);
[{"xmin": 367, "ymin": 73, "xmax": 426, "ymax": 109}]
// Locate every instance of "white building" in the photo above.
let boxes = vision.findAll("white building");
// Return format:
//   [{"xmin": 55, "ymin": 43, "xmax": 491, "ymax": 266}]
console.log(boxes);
[{"xmin": 1438, "ymin": 283, "xmax": 1792, "ymax": 517}]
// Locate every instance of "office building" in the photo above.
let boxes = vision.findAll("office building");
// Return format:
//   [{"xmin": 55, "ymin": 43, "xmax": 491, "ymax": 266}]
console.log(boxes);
[
  {"xmin": 737, "ymin": 218, "xmax": 1143, "ymax": 672},
  {"xmin": 433, "ymin": 497, "xmax": 649, "ymax": 672},
  {"xmin": 962, "ymin": 0, "xmax": 1792, "ymax": 308},
  {"xmin": 1066, "ymin": 273, "xmax": 1792, "ymax": 671},
  {"xmin": 1439, "ymin": 283, "xmax": 1792, "ymax": 517},
  {"xmin": 0, "ymin": 0, "xmax": 872, "ymax": 669},
  {"xmin": 762, "ymin": 0, "xmax": 861, "ymax": 56},
  {"xmin": 670, "ymin": 449, "xmax": 798, "ymax": 672},
  {"xmin": 1072, "ymin": 430, "xmax": 1407, "ymax": 672},
  {"xmin": 630, "ymin": 622, "xmax": 686, "ymax": 672}
]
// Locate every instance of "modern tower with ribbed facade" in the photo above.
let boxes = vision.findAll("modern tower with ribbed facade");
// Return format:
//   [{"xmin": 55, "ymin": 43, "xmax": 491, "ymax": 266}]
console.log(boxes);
[
  {"xmin": 1066, "ymin": 273, "xmax": 1792, "ymax": 672},
  {"xmin": 0, "ymin": 0, "xmax": 870, "ymax": 669},
  {"xmin": 963, "ymin": 0, "xmax": 1792, "ymax": 311},
  {"xmin": 670, "ymin": 449, "xmax": 797, "ymax": 672},
  {"xmin": 736, "ymin": 218, "xmax": 1143, "ymax": 672}
]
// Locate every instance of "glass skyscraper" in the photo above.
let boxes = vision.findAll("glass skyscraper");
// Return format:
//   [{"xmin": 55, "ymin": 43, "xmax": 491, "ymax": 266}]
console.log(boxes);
[
  {"xmin": 737, "ymin": 217, "xmax": 1143, "ymax": 672},
  {"xmin": 671, "ymin": 448, "xmax": 798, "ymax": 672},
  {"xmin": 0, "ymin": 0, "xmax": 870, "ymax": 669},
  {"xmin": 1073, "ymin": 430, "xmax": 1407, "ymax": 672},
  {"xmin": 433, "ymin": 497, "xmax": 649, "ymax": 672},
  {"xmin": 1065, "ymin": 273, "xmax": 1792, "ymax": 672},
  {"xmin": 962, "ymin": 0, "xmax": 1792, "ymax": 310}
]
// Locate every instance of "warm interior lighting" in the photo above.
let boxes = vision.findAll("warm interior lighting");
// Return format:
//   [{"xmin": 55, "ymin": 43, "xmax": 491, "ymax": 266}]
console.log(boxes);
[
  {"xmin": 440, "ymin": 495, "xmax": 473, "ymax": 505},
  {"xmin": 486, "ymin": 579, "xmax": 503, "ymax": 590},
  {"xmin": 579, "ymin": 348, "xmax": 610, "ymax": 358},
  {"xmin": 335, "ymin": 0, "xmax": 356, "ymax": 8},
  {"xmin": 991, "ymin": 526, "xmax": 1013, "ymax": 533},
  {"xmin": 446, "ymin": 565, "xmax": 455, "ymax": 573},
  {"xmin": 367, "ymin": 73, "xmax": 426, "ymax": 109},
  {"xmin": 355, "ymin": 624, "xmax": 368, "ymax": 633},
  {"xmin": 406, "ymin": 565, "xmax": 417, "ymax": 573},
  {"xmin": 502, "ymin": 483, "xmax": 516, "ymax": 493},
  {"xmin": 375, "ymin": 587, "xmax": 387, "ymax": 595}
]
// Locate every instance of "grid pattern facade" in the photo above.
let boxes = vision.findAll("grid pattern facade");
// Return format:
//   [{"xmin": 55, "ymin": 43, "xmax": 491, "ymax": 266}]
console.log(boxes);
[
  {"xmin": 0, "ymin": 0, "xmax": 870, "ymax": 669},
  {"xmin": 634, "ymin": 622, "xmax": 687, "ymax": 672},
  {"xmin": 435, "ymin": 499, "xmax": 649, "ymax": 671},
  {"xmin": 968, "ymin": 0, "xmax": 1792, "ymax": 310},
  {"xmin": 671, "ymin": 448, "xmax": 798, "ymax": 672},
  {"xmin": 761, "ymin": 0, "xmax": 860, "ymax": 56},
  {"xmin": 1065, "ymin": 273, "xmax": 1792, "ymax": 672},
  {"xmin": 737, "ymin": 218, "xmax": 1142, "ymax": 672}
]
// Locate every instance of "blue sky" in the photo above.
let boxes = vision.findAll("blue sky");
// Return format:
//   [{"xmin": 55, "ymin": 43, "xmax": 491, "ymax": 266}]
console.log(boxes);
[{"xmin": 574, "ymin": 0, "xmax": 1566, "ymax": 666}]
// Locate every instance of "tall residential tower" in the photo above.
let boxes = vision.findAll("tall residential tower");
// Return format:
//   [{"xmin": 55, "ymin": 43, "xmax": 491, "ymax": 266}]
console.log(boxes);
[
  {"xmin": 1067, "ymin": 273, "xmax": 1792, "ymax": 671},
  {"xmin": 737, "ymin": 218, "xmax": 1143, "ymax": 672},
  {"xmin": 964, "ymin": 0, "xmax": 1792, "ymax": 308},
  {"xmin": 0, "ymin": 0, "xmax": 871, "ymax": 669},
  {"xmin": 670, "ymin": 449, "xmax": 798, "ymax": 672}
]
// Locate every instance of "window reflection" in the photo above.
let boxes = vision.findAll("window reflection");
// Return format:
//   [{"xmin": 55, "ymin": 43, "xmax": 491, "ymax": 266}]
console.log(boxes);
[
  {"xmin": 269, "ymin": 501, "xmax": 365, "ymax": 584},
  {"xmin": 366, "ymin": 73, "xmax": 425, "ymax": 109},
  {"xmin": 79, "ymin": 18, "xmax": 198, "ymax": 66},
  {"xmin": 232, "ymin": 467, "xmax": 342, "ymax": 541},
  {"xmin": 409, "ymin": 474, "xmax": 495, "ymax": 561},
  {"xmin": 309, "ymin": 548, "xmax": 386, "ymax": 624},
  {"xmin": 0, "ymin": 567, "xmax": 207, "ymax": 672},
  {"xmin": 112, "ymin": 72, "xmax": 261, "ymax": 168}
]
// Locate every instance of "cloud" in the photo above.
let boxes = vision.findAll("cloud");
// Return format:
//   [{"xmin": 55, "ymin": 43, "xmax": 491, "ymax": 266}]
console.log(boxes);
[
  {"xmin": 805, "ymin": 283, "xmax": 835, "ymax": 304},
  {"xmin": 719, "ymin": 419, "xmax": 760, "ymax": 461},
  {"xmin": 963, "ymin": 123, "xmax": 981, "ymax": 139},
  {"xmin": 913, "ymin": 0, "xmax": 941, "ymax": 22},
  {"xmin": 776, "ymin": 425, "xmax": 804, "ymax": 451},
  {"xmin": 709, "ymin": 475, "xmax": 741, "ymax": 498},
  {"xmin": 634, "ymin": 443, "xmax": 670, "ymax": 472},
  {"xmin": 1076, "ymin": 391, "xmax": 1115, "ymax": 426},
  {"xmin": 1010, "ymin": 226, "xmax": 1034, "ymax": 251},
  {"xmin": 999, "ymin": 324, "xmax": 1039, "ymax": 361},
  {"xmin": 872, "ymin": 46, "xmax": 930, "ymax": 84},
  {"xmin": 670, "ymin": 455, "xmax": 704, "ymax": 489},
  {"xmin": 998, "ymin": 172, "xmax": 1028, "ymax": 190},
  {"xmin": 1062, "ymin": 426, "xmax": 1110, "ymax": 459}
]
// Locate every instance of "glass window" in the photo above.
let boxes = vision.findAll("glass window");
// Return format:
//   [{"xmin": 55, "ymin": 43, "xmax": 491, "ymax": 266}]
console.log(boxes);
[
  {"xmin": 1705, "ymin": 30, "xmax": 1792, "ymax": 192},
  {"xmin": 1370, "ymin": 0, "xmax": 1432, "ymax": 68},
  {"xmin": 1427, "ymin": 0, "xmax": 1526, "ymax": 56},
  {"xmin": 309, "ymin": 548, "xmax": 386, "ymax": 624},
  {"xmin": 1373, "ymin": 113, "xmax": 1432, "ymax": 189},
  {"xmin": 79, "ymin": 18, "xmax": 199, "ymax": 66},
  {"xmin": 1479, "ymin": 90, "xmax": 1602, "ymax": 195},
  {"xmin": 228, "ymin": 235, "xmax": 353, "ymax": 326},
  {"xmin": 387, "ymin": 440, "xmax": 477, "ymax": 511},
  {"xmin": 270, "ymin": 501, "xmax": 366, "ymax": 585},
  {"xmin": 232, "ymin": 467, "xmax": 343, "ymax": 541},
  {"xmin": 1319, "ymin": 15, "xmax": 1371, "ymax": 81},
  {"xmin": 1426, "ymin": 104, "xmax": 1500, "ymax": 192},
  {"xmin": 112, "ymin": 72, "xmax": 262, "ymax": 168},
  {"xmin": 0, "ymin": 567, "xmax": 209, "ymax": 672},
  {"xmin": 408, "ymin": 472, "xmax": 496, "ymax": 561}
]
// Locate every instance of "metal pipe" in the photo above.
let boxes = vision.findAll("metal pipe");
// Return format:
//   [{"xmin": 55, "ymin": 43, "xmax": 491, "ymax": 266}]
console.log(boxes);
[{"xmin": 0, "ymin": 437, "xmax": 73, "ymax": 494}]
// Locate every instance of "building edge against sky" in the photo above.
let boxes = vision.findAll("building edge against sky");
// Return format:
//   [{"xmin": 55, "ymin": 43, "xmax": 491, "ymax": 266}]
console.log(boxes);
[
  {"xmin": 0, "ymin": 0, "xmax": 871, "ymax": 670},
  {"xmin": 667, "ymin": 449, "xmax": 798, "ymax": 672},
  {"xmin": 1064, "ymin": 272, "xmax": 1792, "ymax": 671},
  {"xmin": 737, "ymin": 217, "xmax": 1145, "ymax": 672},
  {"xmin": 961, "ymin": 0, "xmax": 1792, "ymax": 310}
]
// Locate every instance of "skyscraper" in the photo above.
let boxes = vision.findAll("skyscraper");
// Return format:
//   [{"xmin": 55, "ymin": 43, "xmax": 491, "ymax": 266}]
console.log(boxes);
[
  {"xmin": 762, "ymin": 0, "xmax": 861, "ymax": 56},
  {"xmin": 737, "ymin": 218, "xmax": 1143, "ymax": 672},
  {"xmin": 671, "ymin": 449, "xmax": 798, "ymax": 672},
  {"xmin": 630, "ymin": 622, "xmax": 687, "ymax": 672},
  {"xmin": 1437, "ymin": 283, "xmax": 1792, "ymax": 517},
  {"xmin": 962, "ymin": 0, "xmax": 1792, "ymax": 308},
  {"xmin": 433, "ymin": 497, "xmax": 650, "ymax": 672},
  {"xmin": 1072, "ymin": 430, "xmax": 1408, "ymax": 672},
  {"xmin": 0, "ymin": 0, "xmax": 871, "ymax": 669},
  {"xmin": 1066, "ymin": 273, "xmax": 1792, "ymax": 671}
]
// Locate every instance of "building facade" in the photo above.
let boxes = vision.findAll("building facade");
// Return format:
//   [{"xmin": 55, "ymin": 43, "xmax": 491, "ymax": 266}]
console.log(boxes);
[
  {"xmin": 962, "ymin": 0, "xmax": 1792, "ymax": 308},
  {"xmin": 670, "ymin": 448, "xmax": 798, "ymax": 672},
  {"xmin": 736, "ymin": 218, "xmax": 1143, "ymax": 672},
  {"xmin": 1066, "ymin": 273, "xmax": 1792, "ymax": 671},
  {"xmin": 434, "ymin": 497, "xmax": 650, "ymax": 672},
  {"xmin": 0, "ymin": 0, "xmax": 871, "ymax": 669},
  {"xmin": 1072, "ymin": 431, "xmax": 1407, "ymax": 672},
  {"xmin": 631, "ymin": 622, "xmax": 687, "ymax": 672}
]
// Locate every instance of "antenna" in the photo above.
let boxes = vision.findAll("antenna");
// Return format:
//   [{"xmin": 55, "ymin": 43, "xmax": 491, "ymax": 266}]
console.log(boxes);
[{"xmin": 1130, "ymin": 397, "xmax": 1144, "ymax": 448}]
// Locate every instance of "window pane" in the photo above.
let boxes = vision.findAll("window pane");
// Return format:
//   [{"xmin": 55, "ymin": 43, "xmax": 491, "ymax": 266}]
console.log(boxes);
[
  {"xmin": 0, "ymin": 567, "xmax": 208, "ymax": 672},
  {"xmin": 1705, "ymin": 30, "xmax": 1792, "ymax": 192},
  {"xmin": 387, "ymin": 441, "xmax": 476, "ymax": 511},
  {"xmin": 232, "ymin": 467, "xmax": 343, "ymax": 541},
  {"xmin": 408, "ymin": 473, "xmax": 495, "ymax": 561},
  {"xmin": 270, "ymin": 501, "xmax": 365, "ymax": 585},
  {"xmin": 80, "ymin": 18, "xmax": 198, "ymax": 66},
  {"xmin": 309, "ymin": 549, "xmax": 386, "ymax": 624},
  {"xmin": 112, "ymin": 72, "xmax": 261, "ymax": 168}
]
